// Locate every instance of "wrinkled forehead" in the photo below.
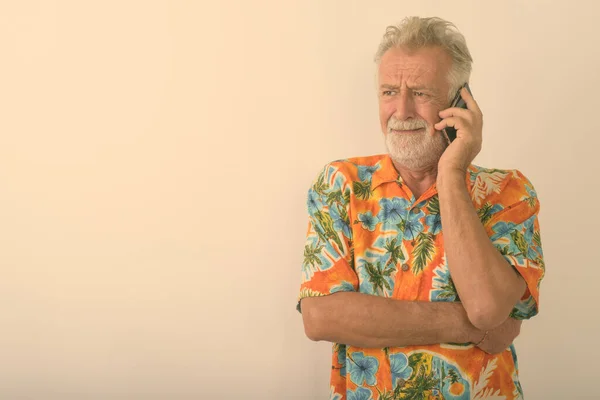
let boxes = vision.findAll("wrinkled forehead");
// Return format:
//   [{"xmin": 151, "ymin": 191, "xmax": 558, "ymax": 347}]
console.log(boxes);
[{"xmin": 378, "ymin": 47, "xmax": 451, "ymax": 87}]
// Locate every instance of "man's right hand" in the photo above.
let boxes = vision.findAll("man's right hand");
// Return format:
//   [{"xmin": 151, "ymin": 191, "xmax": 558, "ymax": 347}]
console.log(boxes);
[{"xmin": 475, "ymin": 318, "xmax": 522, "ymax": 354}]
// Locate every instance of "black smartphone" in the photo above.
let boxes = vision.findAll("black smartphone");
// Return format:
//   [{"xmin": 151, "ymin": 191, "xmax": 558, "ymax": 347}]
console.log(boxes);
[{"xmin": 442, "ymin": 83, "xmax": 472, "ymax": 143}]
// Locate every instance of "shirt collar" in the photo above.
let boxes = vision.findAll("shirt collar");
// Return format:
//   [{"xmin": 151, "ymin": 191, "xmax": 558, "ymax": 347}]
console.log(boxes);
[
  {"xmin": 371, "ymin": 154, "xmax": 475, "ymax": 193},
  {"xmin": 371, "ymin": 154, "xmax": 402, "ymax": 190}
]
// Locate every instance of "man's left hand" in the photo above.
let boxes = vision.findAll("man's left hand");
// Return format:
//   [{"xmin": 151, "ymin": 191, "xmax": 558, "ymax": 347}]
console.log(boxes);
[{"xmin": 434, "ymin": 87, "xmax": 483, "ymax": 174}]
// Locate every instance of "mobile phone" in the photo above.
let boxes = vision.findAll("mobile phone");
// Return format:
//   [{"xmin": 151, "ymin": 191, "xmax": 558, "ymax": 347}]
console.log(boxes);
[{"xmin": 442, "ymin": 83, "xmax": 472, "ymax": 143}]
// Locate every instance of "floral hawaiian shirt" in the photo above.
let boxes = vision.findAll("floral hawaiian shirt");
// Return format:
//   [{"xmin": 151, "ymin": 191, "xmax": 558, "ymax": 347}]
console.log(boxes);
[{"xmin": 297, "ymin": 154, "xmax": 545, "ymax": 400}]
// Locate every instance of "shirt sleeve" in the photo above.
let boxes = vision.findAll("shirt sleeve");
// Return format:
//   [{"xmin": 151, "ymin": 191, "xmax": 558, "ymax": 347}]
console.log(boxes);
[
  {"xmin": 296, "ymin": 162, "xmax": 358, "ymax": 313},
  {"xmin": 481, "ymin": 170, "xmax": 546, "ymax": 320}
]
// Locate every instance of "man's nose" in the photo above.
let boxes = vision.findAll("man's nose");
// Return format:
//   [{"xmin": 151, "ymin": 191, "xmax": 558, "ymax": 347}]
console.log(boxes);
[{"xmin": 393, "ymin": 91, "xmax": 416, "ymax": 120}]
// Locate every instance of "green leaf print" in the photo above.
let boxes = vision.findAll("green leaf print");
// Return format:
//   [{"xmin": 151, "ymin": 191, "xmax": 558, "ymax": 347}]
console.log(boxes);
[
  {"xmin": 446, "ymin": 368, "xmax": 459, "ymax": 384},
  {"xmin": 412, "ymin": 232, "xmax": 435, "ymax": 274},
  {"xmin": 338, "ymin": 205, "xmax": 350, "ymax": 227},
  {"xmin": 510, "ymin": 230, "xmax": 529, "ymax": 256},
  {"xmin": 408, "ymin": 353, "xmax": 423, "ymax": 371},
  {"xmin": 313, "ymin": 173, "xmax": 329, "ymax": 196},
  {"xmin": 437, "ymin": 277, "xmax": 459, "ymax": 301},
  {"xmin": 498, "ymin": 245, "xmax": 512, "ymax": 256},
  {"xmin": 343, "ymin": 188, "xmax": 351, "ymax": 204},
  {"xmin": 364, "ymin": 261, "xmax": 394, "ymax": 295},
  {"xmin": 314, "ymin": 210, "xmax": 343, "ymax": 250},
  {"xmin": 384, "ymin": 238, "xmax": 405, "ymax": 267},
  {"xmin": 377, "ymin": 384, "xmax": 404, "ymax": 400},
  {"xmin": 533, "ymin": 231, "xmax": 542, "ymax": 247},
  {"xmin": 303, "ymin": 243, "xmax": 324, "ymax": 268},
  {"xmin": 535, "ymin": 256, "xmax": 545, "ymax": 270},
  {"xmin": 326, "ymin": 189, "xmax": 343, "ymax": 207},
  {"xmin": 477, "ymin": 202, "xmax": 494, "ymax": 225},
  {"xmin": 352, "ymin": 180, "xmax": 372, "ymax": 200},
  {"xmin": 400, "ymin": 364, "xmax": 438, "ymax": 399},
  {"xmin": 397, "ymin": 219, "xmax": 406, "ymax": 234},
  {"xmin": 426, "ymin": 196, "xmax": 440, "ymax": 215}
]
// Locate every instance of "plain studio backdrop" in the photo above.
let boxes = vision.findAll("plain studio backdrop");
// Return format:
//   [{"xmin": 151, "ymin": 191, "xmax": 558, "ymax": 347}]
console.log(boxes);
[{"xmin": 0, "ymin": 1, "xmax": 598, "ymax": 399}]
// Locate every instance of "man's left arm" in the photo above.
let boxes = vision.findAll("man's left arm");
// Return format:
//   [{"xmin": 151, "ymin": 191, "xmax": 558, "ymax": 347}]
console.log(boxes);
[
  {"xmin": 434, "ymin": 87, "xmax": 544, "ymax": 331},
  {"xmin": 437, "ymin": 171, "xmax": 527, "ymax": 330}
]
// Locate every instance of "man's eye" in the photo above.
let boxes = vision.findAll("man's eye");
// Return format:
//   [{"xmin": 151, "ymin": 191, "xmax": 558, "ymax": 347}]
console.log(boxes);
[
  {"xmin": 413, "ymin": 91, "xmax": 425, "ymax": 97},
  {"xmin": 382, "ymin": 90, "xmax": 396, "ymax": 96}
]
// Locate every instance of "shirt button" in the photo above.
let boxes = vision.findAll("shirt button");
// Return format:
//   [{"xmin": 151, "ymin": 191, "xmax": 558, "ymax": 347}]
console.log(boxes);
[
  {"xmin": 401, "ymin": 263, "xmax": 409, "ymax": 272},
  {"xmin": 411, "ymin": 208, "xmax": 420, "ymax": 214}
]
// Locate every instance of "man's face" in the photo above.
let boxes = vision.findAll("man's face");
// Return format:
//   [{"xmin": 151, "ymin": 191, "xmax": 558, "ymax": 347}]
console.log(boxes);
[{"xmin": 377, "ymin": 46, "xmax": 452, "ymax": 170}]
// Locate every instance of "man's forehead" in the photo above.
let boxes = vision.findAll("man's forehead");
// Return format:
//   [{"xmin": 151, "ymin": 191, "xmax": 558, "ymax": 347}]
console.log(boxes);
[
  {"xmin": 378, "ymin": 66, "xmax": 438, "ymax": 90},
  {"xmin": 378, "ymin": 48, "xmax": 449, "ymax": 87},
  {"xmin": 380, "ymin": 58, "xmax": 442, "ymax": 78},
  {"xmin": 380, "ymin": 63, "xmax": 432, "ymax": 80}
]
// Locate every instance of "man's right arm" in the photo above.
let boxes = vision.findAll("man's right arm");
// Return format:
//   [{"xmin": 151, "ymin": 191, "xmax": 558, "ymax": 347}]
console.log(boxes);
[
  {"xmin": 299, "ymin": 163, "xmax": 518, "ymax": 351},
  {"xmin": 301, "ymin": 292, "xmax": 481, "ymax": 348}
]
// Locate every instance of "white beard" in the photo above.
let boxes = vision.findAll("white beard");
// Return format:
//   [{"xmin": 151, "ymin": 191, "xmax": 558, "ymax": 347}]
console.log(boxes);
[{"xmin": 384, "ymin": 118, "xmax": 448, "ymax": 170}]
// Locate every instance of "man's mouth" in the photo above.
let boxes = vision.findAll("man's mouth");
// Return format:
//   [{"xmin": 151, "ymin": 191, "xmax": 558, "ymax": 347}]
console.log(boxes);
[{"xmin": 390, "ymin": 128, "xmax": 425, "ymax": 134}]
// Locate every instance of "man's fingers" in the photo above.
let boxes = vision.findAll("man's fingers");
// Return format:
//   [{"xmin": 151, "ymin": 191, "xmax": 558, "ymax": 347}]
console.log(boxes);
[
  {"xmin": 438, "ymin": 107, "xmax": 470, "ymax": 119},
  {"xmin": 434, "ymin": 117, "xmax": 460, "ymax": 131},
  {"xmin": 461, "ymin": 87, "xmax": 481, "ymax": 114}
]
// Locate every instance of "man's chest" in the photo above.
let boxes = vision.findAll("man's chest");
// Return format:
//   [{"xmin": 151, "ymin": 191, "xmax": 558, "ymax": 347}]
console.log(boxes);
[{"xmin": 349, "ymin": 192, "xmax": 459, "ymax": 302}]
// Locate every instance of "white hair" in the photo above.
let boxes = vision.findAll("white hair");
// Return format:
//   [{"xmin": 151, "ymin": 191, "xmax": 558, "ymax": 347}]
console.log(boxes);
[{"xmin": 374, "ymin": 17, "xmax": 473, "ymax": 101}]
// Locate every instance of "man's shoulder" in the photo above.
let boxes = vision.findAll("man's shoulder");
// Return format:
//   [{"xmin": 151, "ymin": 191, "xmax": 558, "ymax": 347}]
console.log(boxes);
[
  {"xmin": 317, "ymin": 154, "xmax": 389, "ymax": 181},
  {"xmin": 328, "ymin": 154, "xmax": 388, "ymax": 168},
  {"xmin": 468, "ymin": 164, "xmax": 538, "ymax": 207},
  {"xmin": 469, "ymin": 164, "xmax": 534, "ymax": 186}
]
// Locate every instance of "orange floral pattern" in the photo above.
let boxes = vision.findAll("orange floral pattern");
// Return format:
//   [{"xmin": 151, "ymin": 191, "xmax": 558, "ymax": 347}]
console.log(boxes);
[{"xmin": 298, "ymin": 154, "xmax": 545, "ymax": 400}]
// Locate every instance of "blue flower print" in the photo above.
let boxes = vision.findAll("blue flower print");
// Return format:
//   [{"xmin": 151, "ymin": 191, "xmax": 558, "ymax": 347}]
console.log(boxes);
[
  {"xmin": 357, "ymin": 211, "xmax": 379, "ymax": 231},
  {"xmin": 336, "ymin": 345, "xmax": 347, "ymax": 377},
  {"xmin": 524, "ymin": 183, "xmax": 537, "ymax": 199},
  {"xmin": 430, "ymin": 264, "xmax": 458, "ymax": 302},
  {"xmin": 425, "ymin": 213, "xmax": 442, "ymax": 235},
  {"xmin": 402, "ymin": 210, "xmax": 425, "ymax": 240},
  {"xmin": 490, "ymin": 221, "xmax": 518, "ymax": 241},
  {"xmin": 510, "ymin": 296, "xmax": 537, "ymax": 319},
  {"xmin": 307, "ymin": 190, "xmax": 322, "ymax": 216},
  {"xmin": 509, "ymin": 343, "xmax": 520, "ymax": 371},
  {"xmin": 521, "ymin": 216, "xmax": 541, "ymax": 260},
  {"xmin": 332, "ymin": 280, "xmax": 356, "ymax": 294},
  {"xmin": 348, "ymin": 352, "xmax": 379, "ymax": 386},
  {"xmin": 377, "ymin": 198, "xmax": 410, "ymax": 227},
  {"xmin": 329, "ymin": 203, "xmax": 352, "ymax": 239},
  {"xmin": 491, "ymin": 216, "xmax": 539, "ymax": 262},
  {"xmin": 486, "ymin": 203, "xmax": 505, "ymax": 221},
  {"xmin": 523, "ymin": 216, "xmax": 535, "ymax": 242},
  {"xmin": 389, "ymin": 353, "xmax": 413, "ymax": 386},
  {"xmin": 347, "ymin": 386, "xmax": 373, "ymax": 400},
  {"xmin": 329, "ymin": 386, "xmax": 343, "ymax": 400},
  {"xmin": 357, "ymin": 164, "xmax": 380, "ymax": 182}
]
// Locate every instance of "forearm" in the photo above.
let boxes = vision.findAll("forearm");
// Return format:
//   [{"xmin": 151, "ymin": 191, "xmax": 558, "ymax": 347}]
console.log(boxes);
[
  {"xmin": 301, "ymin": 291, "xmax": 480, "ymax": 348},
  {"xmin": 437, "ymin": 170, "xmax": 526, "ymax": 330}
]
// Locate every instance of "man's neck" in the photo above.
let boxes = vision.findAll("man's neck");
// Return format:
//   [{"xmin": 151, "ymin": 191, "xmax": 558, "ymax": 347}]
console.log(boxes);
[{"xmin": 391, "ymin": 161, "xmax": 438, "ymax": 200}]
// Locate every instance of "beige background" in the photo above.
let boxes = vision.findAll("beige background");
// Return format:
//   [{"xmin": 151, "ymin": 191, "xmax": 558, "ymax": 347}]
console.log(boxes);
[{"xmin": 1, "ymin": 1, "xmax": 598, "ymax": 399}]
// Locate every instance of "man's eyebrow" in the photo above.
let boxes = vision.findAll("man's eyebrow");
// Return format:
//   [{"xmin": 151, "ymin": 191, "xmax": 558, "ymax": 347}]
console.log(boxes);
[
  {"xmin": 379, "ymin": 84, "xmax": 436, "ymax": 92},
  {"xmin": 409, "ymin": 85, "xmax": 436, "ymax": 92}
]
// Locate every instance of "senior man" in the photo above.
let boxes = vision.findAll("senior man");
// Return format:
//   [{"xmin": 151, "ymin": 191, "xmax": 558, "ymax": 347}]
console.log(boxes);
[{"xmin": 297, "ymin": 17, "xmax": 545, "ymax": 400}]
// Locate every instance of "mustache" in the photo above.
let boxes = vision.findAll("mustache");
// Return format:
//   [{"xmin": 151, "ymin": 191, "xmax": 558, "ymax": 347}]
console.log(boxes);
[{"xmin": 387, "ymin": 118, "xmax": 428, "ymax": 132}]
